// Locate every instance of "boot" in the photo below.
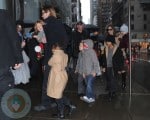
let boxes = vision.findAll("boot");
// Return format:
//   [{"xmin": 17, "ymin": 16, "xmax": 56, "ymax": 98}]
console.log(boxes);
[
  {"xmin": 108, "ymin": 92, "xmax": 113, "ymax": 102},
  {"xmin": 68, "ymin": 104, "xmax": 76, "ymax": 115},
  {"xmin": 59, "ymin": 110, "xmax": 65, "ymax": 119},
  {"xmin": 55, "ymin": 98, "xmax": 65, "ymax": 119},
  {"xmin": 121, "ymin": 72, "xmax": 126, "ymax": 90}
]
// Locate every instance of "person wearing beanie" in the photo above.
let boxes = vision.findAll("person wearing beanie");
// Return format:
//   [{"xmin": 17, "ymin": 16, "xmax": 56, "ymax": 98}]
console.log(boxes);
[
  {"xmin": 76, "ymin": 39, "xmax": 101, "ymax": 103},
  {"xmin": 120, "ymin": 24, "xmax": 128, "ymax": 33},
  {"xmin": 119, "ymin": 24, "xmax": 129, "ymax": 50},
  {"xmin": 100, "ymin": 35, "xmax": 124, "ymax": 101},
  {"xmin": 119, "ymin": 23, "xmax": 129, "ymax": 90}
]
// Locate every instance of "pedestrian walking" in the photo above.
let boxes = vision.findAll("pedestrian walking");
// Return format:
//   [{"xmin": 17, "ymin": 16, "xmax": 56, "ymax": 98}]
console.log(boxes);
[{"xmin": 47, "ymin": 43, "xmax": 76, "ymax": 119}]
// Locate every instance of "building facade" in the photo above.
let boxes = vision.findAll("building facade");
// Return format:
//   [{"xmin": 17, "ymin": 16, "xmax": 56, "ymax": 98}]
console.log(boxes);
[
  {"xmin": 0, "ymin": 0, "xmax": 82, "ymax": 27},
  {"xmin": 98, "ymin": 0, "xmax": 113, "ymax": 33},
  {"xmin": 90, "ymin": 0, "xmax": 98, "ymax": 26},
  {"xmin": 130, "ymin": 0, "xmax": 150, "ymax": 39}
]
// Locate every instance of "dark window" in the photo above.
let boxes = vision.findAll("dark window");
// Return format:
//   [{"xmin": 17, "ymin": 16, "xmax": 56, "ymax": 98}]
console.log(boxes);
[
  {"xmin": 131, "ymin": 14, "xmax": 134, "ymax": 21},
  {"xmin": 144, "ymin": 24, "xmax": 147, "ymax": 30},
  {"xmin": 144, "ymin": 14, "xmax": 147, "ymax": 21},
  {"xmin": 131, "ymin": 24, "xmax": 134, "ymax": 30},
  {"xmin": 131, "ymin": 6, "xmax": 134, "ymax": 11}
]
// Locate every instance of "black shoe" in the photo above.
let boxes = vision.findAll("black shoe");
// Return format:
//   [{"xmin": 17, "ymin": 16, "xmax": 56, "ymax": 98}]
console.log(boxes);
[
  {"xmin": 68, "ymin": 105, "xmax": 76, "ymax": 115},
  {"xmin": 108, "ymin": 92, "xmax": 113, "ymax": 102},
  {"xmin": 34, "ymin": 105, "xmax": 47, "ymax": 111},
  {"xmin": 59, "ymin": 113, "xmax": 65, "ymax": 119},
  {"xmin": 122, "ymin": 84, "xmax": 126, "ymax": 90}
]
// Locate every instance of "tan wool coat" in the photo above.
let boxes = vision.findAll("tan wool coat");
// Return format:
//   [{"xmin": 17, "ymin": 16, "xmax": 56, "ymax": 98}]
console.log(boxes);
[{"xmin": 47, "ymin": 50, "xmax": 68, "ymax": 99}]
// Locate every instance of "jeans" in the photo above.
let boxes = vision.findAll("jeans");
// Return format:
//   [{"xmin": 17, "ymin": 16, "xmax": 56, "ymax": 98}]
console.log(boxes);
[
  {"xmin": 77, "ymin": 73, "xmax": 85, "ymax": 95},
  {"xmin": 85, "ymin": 74, "xmax": 95, "ymax": 99}
]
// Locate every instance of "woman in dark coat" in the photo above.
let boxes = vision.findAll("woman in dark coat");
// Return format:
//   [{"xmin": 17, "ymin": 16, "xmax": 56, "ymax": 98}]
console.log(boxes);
[
  {"xmin": 34, "ymin": 5, "xmax": 69, "ymax": 112},
  {"xmin": 100, "ymin": 35, "xmax": 124, "ymax": 101}
]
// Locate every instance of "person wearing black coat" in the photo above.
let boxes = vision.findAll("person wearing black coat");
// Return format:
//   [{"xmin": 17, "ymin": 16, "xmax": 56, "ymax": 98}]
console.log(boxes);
[
  {"xmin": 100, "ymin": 35, "xmax": 124, "ymax": 101},
  {"xmin": 0, "ymin": 9, "xmax": 23, "ymax": 118},
  {"xmin": 72, "ymin": 21, "xmax": 89, "ymax": 59},
  {"xmin": 34, "ymin": 6, "xmax": 70, "ymax": 114}
]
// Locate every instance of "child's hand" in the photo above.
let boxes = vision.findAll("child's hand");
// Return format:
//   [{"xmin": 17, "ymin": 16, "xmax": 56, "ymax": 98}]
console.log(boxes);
[
  {"xmin": 13, "ymin": 63, "xmax": 22, "ymax": 69},
  {"xmin": 33, "ymin": 35, "xmax": 38, "ymax": 39},
  {"xmin": 92, "ymin": 72, "xmax": 96, "ymax": 77},
  {"xmin": 102, "ymin": 68, "xmax": 106, "ymax": 72},
  {"xmin": 21, "ymin": 41, "xmax": 26, "ymax": 48},
  {"xmin": 83, "ymin": 73, "xmax": 85, "ymax": 78}
]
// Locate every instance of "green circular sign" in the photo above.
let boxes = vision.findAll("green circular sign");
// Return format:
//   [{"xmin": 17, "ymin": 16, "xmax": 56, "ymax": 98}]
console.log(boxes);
[{"xmin": 1, "ymin": 88, "xmax": 31, "ymax": 119}]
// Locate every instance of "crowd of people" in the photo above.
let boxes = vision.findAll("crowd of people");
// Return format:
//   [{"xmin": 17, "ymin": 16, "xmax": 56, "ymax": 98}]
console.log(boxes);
[{"xmin": 0, "ymin": 5, "xmax": 129, "ymax": 119}]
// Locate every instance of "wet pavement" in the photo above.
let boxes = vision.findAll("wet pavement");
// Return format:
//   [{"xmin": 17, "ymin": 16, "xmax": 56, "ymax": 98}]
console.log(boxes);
[{"xmin": 1, "ymin": 53, "xmax": 150, "ymax": 120}]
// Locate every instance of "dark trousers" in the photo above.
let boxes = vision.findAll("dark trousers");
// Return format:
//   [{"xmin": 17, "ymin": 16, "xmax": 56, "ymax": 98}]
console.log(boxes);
[
  {"xmin": 105, "ymin": 67, "xmax": 117, "ymax": 93},
  {"xmin": 41, "ymin": 65, "xmax": 54, "ymax": 107},
  {"xmin": 55, "ymin": 96, "xmax": 71, "ymax": 114},
  {"xmin": 0, "ymin": 67, "xmax": 14, "ymax": 119}
]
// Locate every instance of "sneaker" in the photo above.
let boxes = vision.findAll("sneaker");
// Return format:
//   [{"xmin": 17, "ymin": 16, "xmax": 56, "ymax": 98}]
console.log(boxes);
[
  {"xmin": 80, "ymin": 96, "xmax": 95, "ymax": 103},
  {"xmin": 80, "ymin": 96, "xmax": 90, "ymax": 103},
  {"xmin": 88, "ymin": 98, "xmax": 95, "ymax": 103},
  {"xmin": 82, "ymin": 96, "xmax": 89, "ymax": 100}
]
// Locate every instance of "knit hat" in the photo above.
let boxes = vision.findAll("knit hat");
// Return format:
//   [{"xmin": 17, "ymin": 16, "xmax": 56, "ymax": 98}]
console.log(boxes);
[
  {"xmin": 105, "ymin": 35, "xmax": 115, "ymax": 43},
  {"xmin": 120, "ymin": 24, "xmax": 128, "ymax": 33}
]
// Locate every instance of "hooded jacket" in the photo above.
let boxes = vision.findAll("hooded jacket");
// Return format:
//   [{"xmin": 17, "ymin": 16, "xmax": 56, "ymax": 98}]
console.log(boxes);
[{"xmin": 76, "ymin": 39, "xmax": 101, "ymax": 76}]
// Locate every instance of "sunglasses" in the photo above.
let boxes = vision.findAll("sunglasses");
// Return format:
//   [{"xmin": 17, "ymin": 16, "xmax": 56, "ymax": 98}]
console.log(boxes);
[{"xmin": 107, "ymin": 28, "xmax": 113, "ymax": 31}]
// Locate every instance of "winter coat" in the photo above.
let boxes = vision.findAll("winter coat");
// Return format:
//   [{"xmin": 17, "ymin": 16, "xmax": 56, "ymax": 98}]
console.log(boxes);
[
  {"xmin": 43, "ymin": 16, "xmax": 69, "ymax": 65},
  {"xmin": 100, "ymin": 44, "xmax": 124, "ymax": 72},
  {"xmin": 76, "ymin": 39, "xmax": 101, "ymax": 76},
  {"xmin": 119, "ymin": 33, "xmax": 129, "ymax": 50},
  {"xmin": 47, "ymin": 50, "xmax": 68, "ymax": 99},
  {"xmin": 0, "ymin": 9, "xmax": 23, "ymax": 68}
]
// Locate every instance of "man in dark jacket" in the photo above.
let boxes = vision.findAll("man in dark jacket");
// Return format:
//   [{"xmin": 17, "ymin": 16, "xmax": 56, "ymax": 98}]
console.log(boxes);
[
  {"xmin": 72, "ymin": 21, "xmax": 89, "ymax": 59},
  {"xmin": 0, "ymin": 9, "xmax": 23, "ymax": 119},
  {"xmin": 34, "ymin": 5, "xmax": 69, "ymax": 111}
]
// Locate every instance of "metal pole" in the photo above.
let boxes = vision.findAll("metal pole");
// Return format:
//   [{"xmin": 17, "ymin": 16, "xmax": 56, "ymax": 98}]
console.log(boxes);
[
  {"xmin": 12, "ymin": 0, "xmax": 16, "ymax": 21},
  {"xmin": 128, "ymin": 0, "xmax": 132, "ymax": 111}
]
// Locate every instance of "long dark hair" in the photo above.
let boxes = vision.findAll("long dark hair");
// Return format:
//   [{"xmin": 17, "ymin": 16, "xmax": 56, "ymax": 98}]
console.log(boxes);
[
  {"xmin": 105, "ymin": 24, "xmax": 116, "ymax": 36},
  {"xmin": 52, "ymin": 42, "xmax": 63, "ymax": 50}
]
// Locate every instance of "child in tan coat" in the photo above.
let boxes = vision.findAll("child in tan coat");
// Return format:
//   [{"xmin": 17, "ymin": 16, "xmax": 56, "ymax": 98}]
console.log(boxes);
[{"xmin": 47, "ymin": 42, "xmax": 76, "ymax": 119}]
